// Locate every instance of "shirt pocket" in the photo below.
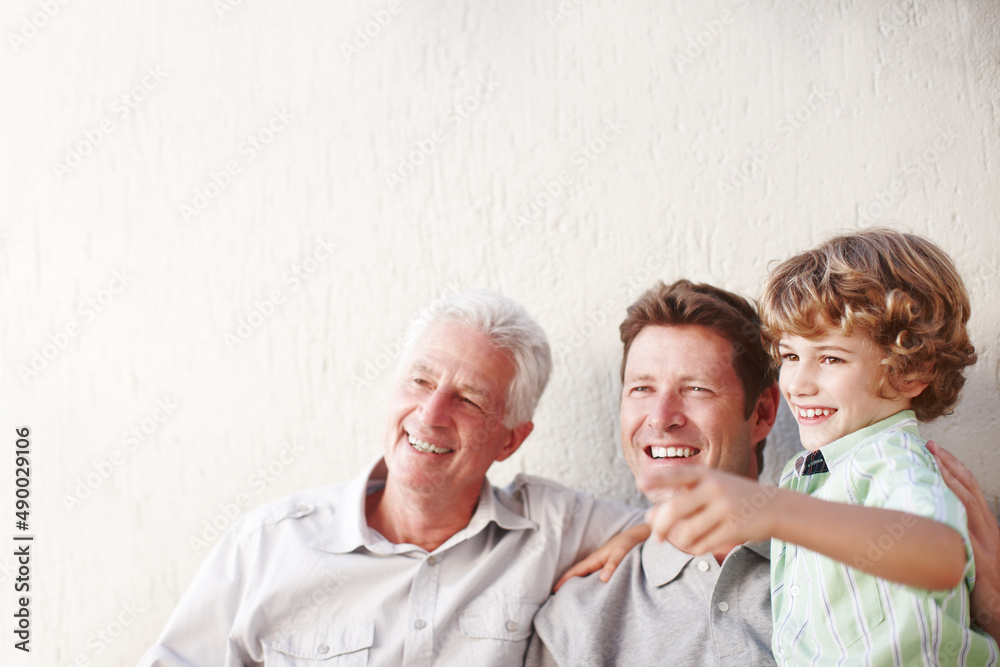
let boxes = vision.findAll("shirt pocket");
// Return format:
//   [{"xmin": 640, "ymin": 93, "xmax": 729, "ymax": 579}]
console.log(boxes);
[
  {"xmin": 836, "ymin": 573, "xmax": 886, "ymax": 649},
  {"xmin": 813, "ymin": 564, "xmax": 887, "ymax": 651},
  {"xmin": 266, "ymin": 621, "xmax": 374, "ymax": 666},
  {"xmin": 457, "ymin": 599, "xmax": 537, "ymax": 642}
]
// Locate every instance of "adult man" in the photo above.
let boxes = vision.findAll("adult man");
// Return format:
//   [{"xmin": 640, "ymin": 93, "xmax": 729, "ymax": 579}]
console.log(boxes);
[
  {"xmin": 526, "ymin": 279, "xmax": 781, "ymax": 666},
  {"xmin": 139, "ymin": 290, "xmax": 640, "ymax": 666}
]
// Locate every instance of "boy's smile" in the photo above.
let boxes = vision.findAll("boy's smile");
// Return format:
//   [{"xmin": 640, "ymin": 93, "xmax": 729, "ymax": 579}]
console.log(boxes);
[{"xmin": 778, "ymin": 331, "xmax": 923, "ymax": 451}]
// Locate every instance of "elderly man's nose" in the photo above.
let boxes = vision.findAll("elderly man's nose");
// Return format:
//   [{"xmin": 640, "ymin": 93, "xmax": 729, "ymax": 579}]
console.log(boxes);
[{"xmin": 418, "ymin": 388, "xmax": 450, "ymax": 425}]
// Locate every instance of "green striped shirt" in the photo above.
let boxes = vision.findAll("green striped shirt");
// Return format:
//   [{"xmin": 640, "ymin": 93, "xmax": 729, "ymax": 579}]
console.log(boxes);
[{"xmin": 771, "ymin": 410, "xmax": 998, "ymax": 666}]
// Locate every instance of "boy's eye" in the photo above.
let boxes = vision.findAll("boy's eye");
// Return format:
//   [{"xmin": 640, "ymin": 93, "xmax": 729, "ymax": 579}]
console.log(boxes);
[
  {"xmin": 820, "ymin": 356, "xmax": 843, "ymax": 364},
  {"xmin": 780, "ymin": 353, "xmax": 798, "ymax": 362}
]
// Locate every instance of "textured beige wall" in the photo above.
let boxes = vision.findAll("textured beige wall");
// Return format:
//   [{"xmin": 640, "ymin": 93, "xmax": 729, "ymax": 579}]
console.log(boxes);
[{"xmin": 2, "ymin": 0, "xmax": 999, "ymax": 664}]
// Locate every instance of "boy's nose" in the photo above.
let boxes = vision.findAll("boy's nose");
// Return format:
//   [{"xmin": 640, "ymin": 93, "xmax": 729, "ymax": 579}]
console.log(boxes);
[{"xmin": 784, "ymin": 365, "xmax": 817, "ymax": 396}]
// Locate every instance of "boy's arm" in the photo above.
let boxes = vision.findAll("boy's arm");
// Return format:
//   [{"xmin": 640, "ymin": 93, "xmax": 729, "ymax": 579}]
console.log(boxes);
[{"xmin": 641, "ymin": 466, "xmax": 965, "ymax": 590}]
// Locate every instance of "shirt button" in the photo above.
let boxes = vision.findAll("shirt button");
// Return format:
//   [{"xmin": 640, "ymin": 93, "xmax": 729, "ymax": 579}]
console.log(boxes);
[
  {"xmin": 427, "ymin": 555, "xmax": 438, "ymax": 565},
  {"xmin": 317, "ymin": 645, "xmax": 329, "ymax": 654},
  {"xmin": 415, "ymin": 619, "xmax": 427, "ymax": 629},
  {"xmin": 718, "ymin": 601, "xmax": 730, "ymax": 613},
  {"xmin": 790, "ymin": 585, "xmax": 801, "ymax": 597},
  {"xmin": 506, "ymin": 621, "xmax": 518, "ymax": 632},
  {"xmin": 697, "ymin": 560, "xmax": 710, "ymax": 572}
]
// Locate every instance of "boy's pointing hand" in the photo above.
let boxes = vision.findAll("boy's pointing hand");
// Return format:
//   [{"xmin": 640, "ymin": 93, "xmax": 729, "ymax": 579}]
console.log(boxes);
[{"xmin": 640, "ymin": 467, "xmax": 780, "ymax": 556}]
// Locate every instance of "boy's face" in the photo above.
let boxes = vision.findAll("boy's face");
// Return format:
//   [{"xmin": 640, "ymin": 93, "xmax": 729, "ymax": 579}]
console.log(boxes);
[{"xmin": 777, "ymin": 330, "xmax": 918, "ymax": 451}]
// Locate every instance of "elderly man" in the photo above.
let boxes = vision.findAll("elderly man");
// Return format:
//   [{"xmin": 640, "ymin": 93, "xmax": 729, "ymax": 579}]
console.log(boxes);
[
  {"xmin": 526, "ymin": 279, "xmax": 781, "ymax": 666},
  {"xmin": 139, "ymin": 290, "xmax": 640, "ymax": 666}
]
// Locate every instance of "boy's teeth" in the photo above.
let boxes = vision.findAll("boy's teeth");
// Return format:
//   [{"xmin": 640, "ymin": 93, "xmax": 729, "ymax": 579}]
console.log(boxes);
[
  {"xmin": 799, "ymin": 408, "xmax": 832, "ymax": 418},
  {"xmin": 408, "ymin": 434, "xmax": 452, "ymax": 454}
]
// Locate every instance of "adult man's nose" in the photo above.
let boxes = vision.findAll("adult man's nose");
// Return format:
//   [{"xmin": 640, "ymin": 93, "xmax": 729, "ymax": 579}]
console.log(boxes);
[{"xmin": 649, "ymin": 393, "xmax": 685, "ymax": 430}]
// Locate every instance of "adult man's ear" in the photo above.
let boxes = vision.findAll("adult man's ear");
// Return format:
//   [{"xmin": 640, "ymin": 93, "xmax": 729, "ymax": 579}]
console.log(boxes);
[
  {"xmin": 751, "ymin": 383, "xmax": 780, "ymax": 444},
  {"xmin": 496, "ymin": 421, "xmax": 534, "ymax": 462}
]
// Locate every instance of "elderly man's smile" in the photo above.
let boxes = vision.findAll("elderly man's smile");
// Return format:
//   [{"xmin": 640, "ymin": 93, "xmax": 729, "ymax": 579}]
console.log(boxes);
[{"xmin": 407, "ymin": 433, "xmax": 453, "ymax": 454}]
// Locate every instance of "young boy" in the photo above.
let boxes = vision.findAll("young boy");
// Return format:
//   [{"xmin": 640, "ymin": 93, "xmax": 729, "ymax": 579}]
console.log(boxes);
[{"xmin": 644, "ymin": 229, "xmax": 998, "ymax": 665}]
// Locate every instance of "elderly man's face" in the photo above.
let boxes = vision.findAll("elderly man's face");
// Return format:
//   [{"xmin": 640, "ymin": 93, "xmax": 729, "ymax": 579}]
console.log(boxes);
[
  {"xmin": 620, "ymin": 324, "xmax": 763, "ymax": 504},
  {"xmin": 384, "ymin": 320, "xmax": 527, "ymax": 502}
]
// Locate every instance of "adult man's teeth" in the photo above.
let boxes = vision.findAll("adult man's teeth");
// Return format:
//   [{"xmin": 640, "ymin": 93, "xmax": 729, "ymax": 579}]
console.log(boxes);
[
  {"xmin": 408, "ymin": 435, "xmax": 452, "ymax": 454},
  {"xmin": 650, "ymin": 446, "xmax": 695, "ymax": 459}
]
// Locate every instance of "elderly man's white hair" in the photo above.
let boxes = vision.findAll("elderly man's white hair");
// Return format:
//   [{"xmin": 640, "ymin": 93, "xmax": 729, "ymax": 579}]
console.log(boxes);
[{"xmin": 398, "ymin": 289, "xmax": 552, "ymax": 428}]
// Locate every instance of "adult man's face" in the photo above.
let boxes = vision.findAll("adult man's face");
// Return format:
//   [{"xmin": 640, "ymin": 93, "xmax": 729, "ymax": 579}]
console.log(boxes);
[
  {"xmin": 384, "ymin": 319, "xmax": 532, "ymax": 502},
  {"xmin": 620, "ymin": 324, "xmax": 767, "ymax": 504}
]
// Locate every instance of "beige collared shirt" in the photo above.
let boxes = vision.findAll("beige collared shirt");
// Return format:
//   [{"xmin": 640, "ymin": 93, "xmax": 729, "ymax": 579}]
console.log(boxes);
[{"xmin": 138, "ymin": 458, "xmax": 641, "ymax": 666}]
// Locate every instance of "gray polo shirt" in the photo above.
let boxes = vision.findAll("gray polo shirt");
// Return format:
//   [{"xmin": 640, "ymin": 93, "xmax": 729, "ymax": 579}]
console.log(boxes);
[{"xmin": 525, "ymin": 538, "xmax": 774, "ymax": 666}]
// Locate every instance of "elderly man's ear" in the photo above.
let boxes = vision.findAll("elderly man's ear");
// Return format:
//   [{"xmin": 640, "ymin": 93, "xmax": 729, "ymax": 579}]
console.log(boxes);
[{"xmin": 496, "ymin": 422, "xmax": 535, "ymax": 463}]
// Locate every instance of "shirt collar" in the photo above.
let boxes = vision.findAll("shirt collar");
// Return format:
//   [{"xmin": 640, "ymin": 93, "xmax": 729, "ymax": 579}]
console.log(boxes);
[
  {"xmin": 311, "ymin": 457, "xmax": 386, "ymax": 554},
  {"xmin": 312, "ymin": 458, "xmax": 536, "ymax": 555},
  {"xmin": 641, "ymin": 538, "xmax": 770, "ymax": 587},
  {"xmin": 641, "ymin": 539, "xmax": 694, "ymax": 587},
  {"xmin": 811, "ymin": 409, "xmax": 918, "ymax": 470}
]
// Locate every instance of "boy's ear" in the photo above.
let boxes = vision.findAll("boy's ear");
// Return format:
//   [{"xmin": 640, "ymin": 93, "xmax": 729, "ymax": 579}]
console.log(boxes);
[
  {"xmin": 897, "ymin": 378, "xmax": 929, "ymax": 399},
  {"xmin": 895, "ymin": 362, "xmax": 932, "ymax": 399}
]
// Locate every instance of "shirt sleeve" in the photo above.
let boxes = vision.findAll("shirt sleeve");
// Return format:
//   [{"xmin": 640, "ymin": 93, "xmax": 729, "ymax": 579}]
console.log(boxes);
[
  {"xmin": 846, "ymin": 431, "xmax": 974, "ymax": 573},
  {"xmin": 137, "ymin": 527, "xmax": 253, "ymax": 667},
  {"xmin": 522, "ymin": 476, "xmax": 645, "ymax": 583},
  {"xmin": 566, "ymin": 494, "xmax": 646, "ymax": 567},
  {"xmin": 847, "ymin": 432, "xmax": 968, "ymax": 535}
]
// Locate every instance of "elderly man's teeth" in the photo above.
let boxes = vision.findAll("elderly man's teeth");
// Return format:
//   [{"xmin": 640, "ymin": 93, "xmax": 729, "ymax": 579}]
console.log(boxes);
[
  {"xmin": 408, "ymin": 434, "xmax": 452, "ymax": 454},
  {"xmin": 650, "ymin": 446, "xmax": 695, "ymax": 459}
]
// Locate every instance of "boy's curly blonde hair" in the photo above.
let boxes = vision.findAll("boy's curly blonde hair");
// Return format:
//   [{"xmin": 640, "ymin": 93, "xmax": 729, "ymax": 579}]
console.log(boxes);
[{"xmin": 759, "ymin": 228, "xmax": 976, "ymax": 421}]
